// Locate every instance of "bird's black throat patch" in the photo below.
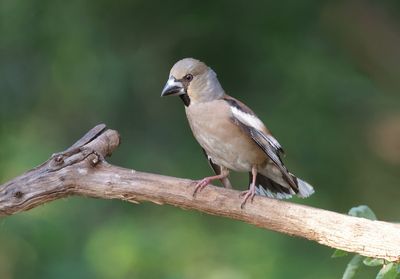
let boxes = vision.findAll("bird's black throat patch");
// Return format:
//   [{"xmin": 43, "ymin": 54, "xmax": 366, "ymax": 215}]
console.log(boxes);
[{"xmin": 180, "ymin": 94, "xmax": 191, "ymax": 106}]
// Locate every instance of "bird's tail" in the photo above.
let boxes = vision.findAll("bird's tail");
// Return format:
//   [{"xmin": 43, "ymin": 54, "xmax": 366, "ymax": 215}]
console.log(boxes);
[{"xmin": 253, "ymin": 173, "xmax": 315, "ymax": 199}]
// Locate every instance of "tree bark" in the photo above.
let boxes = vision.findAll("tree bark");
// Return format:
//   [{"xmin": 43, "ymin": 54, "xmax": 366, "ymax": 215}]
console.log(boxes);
[{"xmin": 0, "ymin": 124, "xmax": 399, "ymax": 262}]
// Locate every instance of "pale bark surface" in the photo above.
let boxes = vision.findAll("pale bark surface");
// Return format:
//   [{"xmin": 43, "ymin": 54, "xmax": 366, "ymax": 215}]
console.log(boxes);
[{"xmin": 0, "ymin": 124, "xmax": 399, "ymax": 262}]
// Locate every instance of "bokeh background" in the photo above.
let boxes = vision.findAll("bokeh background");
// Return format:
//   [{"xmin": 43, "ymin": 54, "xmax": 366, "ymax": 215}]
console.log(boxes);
[{"xmin": 1, "ymin": 0, "xmax": 400, "ymax": 278}]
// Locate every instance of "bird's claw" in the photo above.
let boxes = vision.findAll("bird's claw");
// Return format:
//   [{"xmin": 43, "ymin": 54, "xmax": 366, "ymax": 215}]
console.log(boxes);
[
  {"xmin": 193, "ymin": 178, "xmax": 211, "ymax": 197},
  {"xmin": 240, "ymin": 189, "xmax": 256, "ymax": 209}
]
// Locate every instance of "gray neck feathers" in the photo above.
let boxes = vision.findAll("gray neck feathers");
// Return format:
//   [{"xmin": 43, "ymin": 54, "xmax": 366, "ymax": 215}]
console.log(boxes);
[{"xmin": 198, "ymin": 69, "xmax": 225, "ymax": 102}]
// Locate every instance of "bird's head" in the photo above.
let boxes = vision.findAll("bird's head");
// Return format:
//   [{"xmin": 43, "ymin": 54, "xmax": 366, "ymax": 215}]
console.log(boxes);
[{"xmin": 161, "ymin": 58, "xmax": 224, "ymax": 106}]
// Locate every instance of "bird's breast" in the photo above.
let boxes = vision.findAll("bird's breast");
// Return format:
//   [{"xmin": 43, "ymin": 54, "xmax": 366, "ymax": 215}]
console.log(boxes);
[{"xmin": 185, "ymin": 101, "xmax": 266, "ymax": 171}]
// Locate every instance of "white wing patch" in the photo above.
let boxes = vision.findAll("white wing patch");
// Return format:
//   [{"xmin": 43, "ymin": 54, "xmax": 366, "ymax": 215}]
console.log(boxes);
[
  {"xmin": 230, "ymin": 106, "xmax": 265, "ymax": 131},
  {"xmin": 230, "ymin": 106, "xmax": 283, "ymax": 153}
]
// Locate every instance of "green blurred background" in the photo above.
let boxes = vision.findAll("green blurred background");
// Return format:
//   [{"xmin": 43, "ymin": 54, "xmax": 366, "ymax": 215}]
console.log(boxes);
[{"xmin": 1, "ymin": 0, "xmax": 400, "ymax": 278}]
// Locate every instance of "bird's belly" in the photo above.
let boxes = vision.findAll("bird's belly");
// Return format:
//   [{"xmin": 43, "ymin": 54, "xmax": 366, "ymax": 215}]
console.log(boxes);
[
  {"xmin": 206, "ymin": 143, "xmax": 253, "ymax": 171},
  {"xmin": 189, "ymin": 118, "xmax": 266, "ymax": 172}
]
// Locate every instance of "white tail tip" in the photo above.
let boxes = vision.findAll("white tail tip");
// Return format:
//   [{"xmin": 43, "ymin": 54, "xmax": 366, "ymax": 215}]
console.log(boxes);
[{"xmin": 297, "ymin": 179, "xmax": 315, "ymax": 198}]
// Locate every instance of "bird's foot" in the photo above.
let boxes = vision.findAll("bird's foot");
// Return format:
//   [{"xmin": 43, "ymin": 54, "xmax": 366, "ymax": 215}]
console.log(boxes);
[
  {"xmin": 193, "ymin": 177, "xmax": 212, "ymax": 197},
  {"xmin": 240, "ymin": 188, "xmax": 256, "ymax": 209}
]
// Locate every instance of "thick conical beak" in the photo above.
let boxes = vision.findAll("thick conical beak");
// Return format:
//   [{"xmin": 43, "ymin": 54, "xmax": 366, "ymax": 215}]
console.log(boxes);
[{"xmin": 161, "ymin": 77, "xmax": 185, "ymax": 97}]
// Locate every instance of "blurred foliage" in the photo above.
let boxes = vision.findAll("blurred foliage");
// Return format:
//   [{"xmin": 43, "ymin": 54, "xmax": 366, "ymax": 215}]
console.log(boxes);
[
  {"xmin": 333, "ymin": 205, "xmax": 399, "ymax": 279},
  {"xmin": 1, "ymin": 0, "xmax": 400, "ymax": 278}
]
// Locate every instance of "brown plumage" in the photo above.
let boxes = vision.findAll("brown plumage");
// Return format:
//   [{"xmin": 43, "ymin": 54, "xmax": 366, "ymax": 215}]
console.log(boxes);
[{"xmin": 161, "ymin": 58, "xmax": 314, "ymax": 207}]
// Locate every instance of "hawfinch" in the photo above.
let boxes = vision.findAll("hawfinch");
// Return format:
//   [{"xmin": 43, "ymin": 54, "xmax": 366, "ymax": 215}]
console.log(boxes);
[{"xmin": 161, "ymin": 58, "xmax": 314, "ymax": 207}]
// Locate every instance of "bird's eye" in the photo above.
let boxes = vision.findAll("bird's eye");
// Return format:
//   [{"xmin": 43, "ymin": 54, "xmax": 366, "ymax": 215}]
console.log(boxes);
[{"xmin": 184, "ymin": 74, "xmax": 193, "ymax": 81}]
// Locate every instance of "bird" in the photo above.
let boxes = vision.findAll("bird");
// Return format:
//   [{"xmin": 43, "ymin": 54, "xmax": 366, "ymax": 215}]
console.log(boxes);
[{"xmin": 161, "ymin": 58, "xmax": 314, "ymax": 208}]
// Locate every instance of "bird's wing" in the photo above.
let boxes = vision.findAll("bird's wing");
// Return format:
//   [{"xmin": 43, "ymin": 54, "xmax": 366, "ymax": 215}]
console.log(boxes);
[
  {"xmin": 223, "ymin": 96, "xmax": 298, "ymax": 191},
  {"xmin": 223, "ymin": 96, "xmax": 284, "ymax": 155}
]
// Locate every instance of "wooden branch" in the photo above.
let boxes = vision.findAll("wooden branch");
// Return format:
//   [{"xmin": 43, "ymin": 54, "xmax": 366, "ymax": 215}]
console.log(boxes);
[{"xmin": 0, "ymin": 124, "xmax": 399, "ymax": 262}]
